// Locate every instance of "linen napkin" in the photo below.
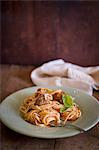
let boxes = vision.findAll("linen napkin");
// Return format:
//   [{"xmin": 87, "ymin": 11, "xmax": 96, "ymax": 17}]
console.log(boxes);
[{"xmin": 31, "ymin": 59, "xmax": 99, "ymax": 95}]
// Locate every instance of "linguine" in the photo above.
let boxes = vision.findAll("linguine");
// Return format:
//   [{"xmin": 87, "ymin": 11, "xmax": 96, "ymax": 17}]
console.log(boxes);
[{"xmin": 19, "ymin": 88, "xmax": 81, "ymax": 127}]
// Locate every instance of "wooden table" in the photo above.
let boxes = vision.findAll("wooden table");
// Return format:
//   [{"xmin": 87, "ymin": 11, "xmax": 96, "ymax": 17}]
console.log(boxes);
[{"xmin": 0, "ymin": 65, "xmax": 99, "ymax": 150}]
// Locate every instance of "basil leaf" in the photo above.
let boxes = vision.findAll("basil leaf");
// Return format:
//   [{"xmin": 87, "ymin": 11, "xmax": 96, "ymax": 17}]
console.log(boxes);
[
  {"xmin": 60, "ymin": 107, "xmax": 66, "ymax": 113},
  {"xmin": 62, "ymin": 94, "xmax": 73, "ymax": 108}
]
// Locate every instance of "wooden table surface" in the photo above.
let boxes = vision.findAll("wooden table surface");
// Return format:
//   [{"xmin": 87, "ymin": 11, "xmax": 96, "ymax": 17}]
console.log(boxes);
[{"xmin": 0, "ymin": 65, "xmax": 99, "ymax": 150}]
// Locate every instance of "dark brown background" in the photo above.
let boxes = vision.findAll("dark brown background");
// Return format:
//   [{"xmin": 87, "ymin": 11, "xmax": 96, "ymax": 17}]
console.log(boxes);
[{"xmin": 1, "ymin": 1, "xmax": 99, "ymax": 66}]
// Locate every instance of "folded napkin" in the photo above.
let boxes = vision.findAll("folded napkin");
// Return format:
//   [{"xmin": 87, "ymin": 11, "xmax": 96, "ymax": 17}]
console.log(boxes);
[{"xmin": 31, "ymin": 59, "xmax": 99, "ymax": 95}]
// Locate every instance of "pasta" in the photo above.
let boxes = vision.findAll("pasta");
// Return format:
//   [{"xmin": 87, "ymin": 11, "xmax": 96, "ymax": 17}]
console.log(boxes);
[{"xmin": 19, "ymin": 88, "xmax": 81, "ymax": 127}]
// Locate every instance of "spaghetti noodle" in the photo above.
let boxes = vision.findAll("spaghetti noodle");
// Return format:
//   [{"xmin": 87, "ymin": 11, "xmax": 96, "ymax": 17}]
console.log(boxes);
[{"xmin": 20, "ymin": 88, "xmax": 81, "ymax": 127}]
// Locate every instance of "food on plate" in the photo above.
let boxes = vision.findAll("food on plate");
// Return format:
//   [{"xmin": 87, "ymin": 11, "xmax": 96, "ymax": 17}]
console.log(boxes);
[{"xmin": 20, "ymin": 88, "xmax": 81, "ymax": 127}]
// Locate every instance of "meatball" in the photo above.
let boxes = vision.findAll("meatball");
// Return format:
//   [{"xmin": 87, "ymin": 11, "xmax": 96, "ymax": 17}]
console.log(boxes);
[
  {"xmin": 35, "ymin": 93, "xmax": 53, "ymax": 106},
  {"xmin": 52, "ymin": 90, "xmax": 64, "ymax": 103}
]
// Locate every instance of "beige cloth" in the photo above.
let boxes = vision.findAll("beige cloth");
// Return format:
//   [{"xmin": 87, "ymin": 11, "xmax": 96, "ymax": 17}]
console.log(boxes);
[{"xmin": 31, "ymin": 59, "xmax": 99, "ymax": 95}]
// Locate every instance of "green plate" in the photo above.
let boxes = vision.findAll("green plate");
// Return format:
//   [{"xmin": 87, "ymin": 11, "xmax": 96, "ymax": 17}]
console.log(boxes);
[{"xmin": 0, "ymin": 86, "xmax": 99, "ymax": 139}]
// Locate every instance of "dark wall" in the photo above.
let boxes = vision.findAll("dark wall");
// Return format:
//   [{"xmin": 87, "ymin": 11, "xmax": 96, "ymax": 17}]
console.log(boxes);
[{"xmin": 1, "ymin": 1, "xmax": 99, "ymax": 66}]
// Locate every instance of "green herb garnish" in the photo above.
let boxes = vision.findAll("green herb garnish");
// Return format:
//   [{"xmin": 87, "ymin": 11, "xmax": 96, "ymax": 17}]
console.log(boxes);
[
  {"xmin": 60, "ymin": 107, "xmax": 66, "ymax": 113},
  {"xmin": 60, "ymin": 94, "xmax": 74, "ymax": 113}
]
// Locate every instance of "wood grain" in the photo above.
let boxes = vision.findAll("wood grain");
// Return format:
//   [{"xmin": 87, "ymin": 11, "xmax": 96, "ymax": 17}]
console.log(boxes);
[{"xmin": 1, "ymin": 1, "xmax": 99, "ymax": 66}]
